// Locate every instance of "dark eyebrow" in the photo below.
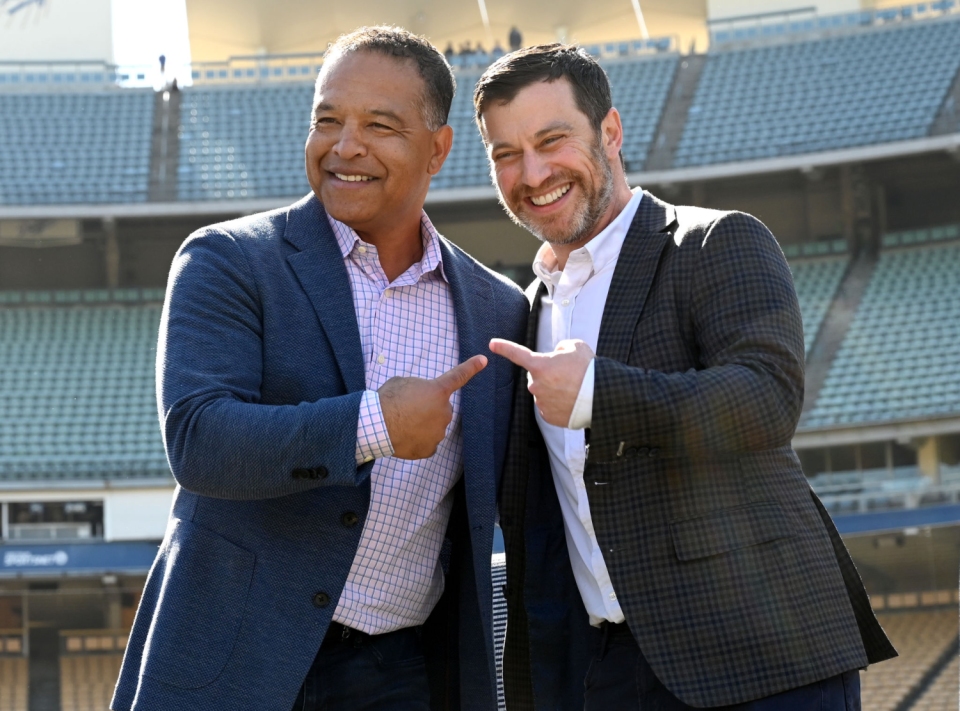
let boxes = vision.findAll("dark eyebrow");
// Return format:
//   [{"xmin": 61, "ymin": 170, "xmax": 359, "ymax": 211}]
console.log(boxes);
[
  {"xmin": 490, "ymin": 120, "xmax": 575, "ymax": 153},
  {"xmin": 534, "ymin": 121, "xmax": 574, "ymax": 139}
]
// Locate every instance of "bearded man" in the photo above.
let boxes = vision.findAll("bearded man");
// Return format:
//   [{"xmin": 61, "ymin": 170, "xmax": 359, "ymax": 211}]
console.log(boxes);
[{"xmin": 476, "ymin": 44, "xmax": 896, "ymax": 710}]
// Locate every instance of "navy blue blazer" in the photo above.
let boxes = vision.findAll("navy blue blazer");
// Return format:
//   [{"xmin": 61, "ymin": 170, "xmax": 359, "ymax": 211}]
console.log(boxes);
[{"xmin": 112, "ymin": 194, "xmax": 527, "ymax": 711}]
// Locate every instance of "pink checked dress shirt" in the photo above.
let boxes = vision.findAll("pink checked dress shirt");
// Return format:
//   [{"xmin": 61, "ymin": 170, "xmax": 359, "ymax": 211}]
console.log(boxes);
[{"xmin": 326, "ymin": 209, "xmax": 463, "ymax": 634}]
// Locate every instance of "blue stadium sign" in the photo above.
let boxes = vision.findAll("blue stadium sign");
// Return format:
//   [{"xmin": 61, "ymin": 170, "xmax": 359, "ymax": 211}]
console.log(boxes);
[{"xmin": 0, "ymin": 541, "xmax": 159, "ymax": 577}]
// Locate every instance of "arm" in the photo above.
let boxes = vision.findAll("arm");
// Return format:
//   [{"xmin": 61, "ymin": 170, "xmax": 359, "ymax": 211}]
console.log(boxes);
[
  {"xmin": 589, "ymin": 212, "xmax": 805, "ymax": 460},
  {"xmin": 159, "ymin": 229, "xmax": 367, "ymax": 500}
]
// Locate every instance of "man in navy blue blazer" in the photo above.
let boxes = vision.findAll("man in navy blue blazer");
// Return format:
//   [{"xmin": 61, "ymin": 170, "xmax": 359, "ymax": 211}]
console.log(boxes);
[{"xmin": 112, "ymin": 27, "xmax": 527, "ymax": 711}]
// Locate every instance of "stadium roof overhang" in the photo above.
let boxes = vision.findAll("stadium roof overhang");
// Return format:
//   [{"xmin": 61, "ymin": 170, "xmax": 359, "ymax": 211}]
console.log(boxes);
[
  {"xmin": 184, "ymin": 0, "xmax": 708, "ymax": 62},
  {"xmin": 1, "ymin": 132, "xmax": 956, "ymax": 222},
  {"xmin": 793, "ymin": 415, "xmax": 960, "ymax": 450}
]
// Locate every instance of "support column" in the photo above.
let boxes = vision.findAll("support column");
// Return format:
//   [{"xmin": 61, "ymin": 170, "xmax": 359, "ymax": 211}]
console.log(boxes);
[
  {"xmin": 103, "ymin": 217, "xmax": 120, "ymax": 289},
  {"xmin": 916, "ymin": 436, "xmax": 941, "ymax": 485}
]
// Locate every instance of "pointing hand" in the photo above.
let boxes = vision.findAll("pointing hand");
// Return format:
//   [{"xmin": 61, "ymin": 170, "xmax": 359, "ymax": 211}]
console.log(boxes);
[
  {"xmin": 378, "ymin": 355, "xmax": 487, "ymax": 460},
  {"xmin": 489, "ymin": 339, "xmax": 594, "ymax": 428}
]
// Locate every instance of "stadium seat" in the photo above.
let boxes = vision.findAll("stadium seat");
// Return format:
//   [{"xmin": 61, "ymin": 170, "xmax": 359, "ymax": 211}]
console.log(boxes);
[
  {"xmin": 788, "ymin": 252, "xmax": 849, "ymax": 354},
  {"xmin": 675, "ymin": 16, "xmax": 960, "ymax": 168},
  {"xmin": 0, "ymin": 91, "xmax": 154, "ymax": 205},
  {"xmin": 0, "ymin": 291, "xmax": 170, "ymax": 483},
  {"xmin": 861, "ymin": 610, "xmax": 959, "ymax": 711},
  {"xmin": 802, "ymin": 236, "xmax": 960, "ymax": 428}
]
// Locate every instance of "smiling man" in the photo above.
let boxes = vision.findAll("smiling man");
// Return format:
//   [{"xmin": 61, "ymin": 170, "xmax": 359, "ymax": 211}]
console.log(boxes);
[
  {"xmin": 111, "ymin": 27, "xmax": 526, "ymax": 711},
  {"xmin": 476, "ymin": 45, "xmax": 895, "ymax": 711}
]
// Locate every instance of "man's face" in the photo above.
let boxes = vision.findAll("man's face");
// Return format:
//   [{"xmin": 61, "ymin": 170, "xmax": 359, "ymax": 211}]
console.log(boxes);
[
  {"xmin": 479, "ymin": 78, "xmax": 616, "ymax": 246},
  {"xmin": 305, "ymin": 51, "xmax": 451, "ymax": 234}
]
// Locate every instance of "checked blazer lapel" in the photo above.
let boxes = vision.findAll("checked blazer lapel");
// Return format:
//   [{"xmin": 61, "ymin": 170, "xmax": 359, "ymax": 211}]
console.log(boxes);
[
  {"xmin": 283, "ymin": 195, "xmax": 366, "ymax": 393},
  {"xmin": 596, "ymin": 191, "xmax": 677, "ymax": 363}
]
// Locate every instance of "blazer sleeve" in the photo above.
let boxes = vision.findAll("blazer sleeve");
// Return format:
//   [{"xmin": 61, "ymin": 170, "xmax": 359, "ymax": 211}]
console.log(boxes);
[
  {"xmin": 589, "ymin": 211, "xmax": 805, "ymax": 460},
  {"xmin": 158, "ymin": 228, "xmax": 369, "ymax": 500}
]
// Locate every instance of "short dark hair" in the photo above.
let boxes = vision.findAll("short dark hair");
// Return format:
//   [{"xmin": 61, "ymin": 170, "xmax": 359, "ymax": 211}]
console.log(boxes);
[
  {"xmin": 323, "ymin": 26, "xmax": 455, "ymax": 131},
  {"xmin": 473, "ymin": 44, "xmax": 612, "ymax": 132}
]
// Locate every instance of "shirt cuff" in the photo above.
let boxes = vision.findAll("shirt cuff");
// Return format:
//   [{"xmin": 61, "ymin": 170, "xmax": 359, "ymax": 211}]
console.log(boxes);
[
  {"xmin": 355, "ymin": 390, "xmax": 394, "ymax": 465},
  {"xmin": 567, "ymin": 358, "xmax": 594, "ymax": 430}
]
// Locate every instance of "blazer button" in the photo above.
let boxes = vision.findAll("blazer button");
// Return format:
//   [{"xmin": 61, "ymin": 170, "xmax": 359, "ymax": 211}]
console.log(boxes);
[
  {"xmin": 313, "ymin": 466, "xmax": 328, "ymax": 480},
  {"xmin": 648, "ymin": 448, "xmax": 660, "ymax": 458},
  {"xmin": 291, "ymin": 468, "xmax": 309, "ymax": 480},
  {"xmin": 341, "ymin": 511, "xmax": 360, "ymax": 528},
  {"xmin": 624, "ymin": 447, "xmax": 638, "ymax": 458},
  {"xmin": 313, "ymin": 592, "xmax": 330, "ymax": 608},
  {"xmin": 637, "ymin": 447, "xmax": 650, "ymax": 458}
]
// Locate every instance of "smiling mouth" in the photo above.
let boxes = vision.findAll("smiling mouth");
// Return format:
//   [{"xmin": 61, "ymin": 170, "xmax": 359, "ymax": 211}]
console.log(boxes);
[
  {"xmin": 529, "ymin": 183, "xmax": 571, "ymax": 207},
  {"xmin": 331, "ymin": 172, "xmax": 376, "ymax": 182}
]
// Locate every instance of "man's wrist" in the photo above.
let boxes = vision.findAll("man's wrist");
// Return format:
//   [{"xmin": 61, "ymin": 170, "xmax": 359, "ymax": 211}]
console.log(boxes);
[
  {"xmin": 567, "ymin": 358, "xmax": 595, "ymax": 430},
  {"xmin": 355, "ymin": 390, "xmax": 394, "ymax": 465}
]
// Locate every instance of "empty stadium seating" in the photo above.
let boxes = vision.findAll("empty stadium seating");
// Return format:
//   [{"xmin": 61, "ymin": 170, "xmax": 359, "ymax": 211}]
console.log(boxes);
[
  {"xmin": 0, "ymin": 656, "xmax": 27, "ymax": 711},
  {"xmin": 492, "ymin": 554, "xmax": 507, "ymax": 711},
  {"xmin": 861, "ymin": 609, "xmax": 959, "ymax": 711},
  {"xmin": 912, "ymin": 655, "xmax": 960, "ymax": 710},
  {"xmin": 60, "ymin": 654, "xmax": 124, "ymax": 711},
  {"xmin": 177, "ymin": 84, "xmax": 314, "ymax": 200},
  {"xmin": 0, "ymin": 290, "xmax": 169, "ymax": 482},
  {"xmin": 786, "ymin": 247, "xmax": 849, "ymax": 354},
  {"xmin": 802, "ymin": 235, "xmax": 960, "ymax": 428},
  {"xmin": 0, "ymin": 91, "xmax": 154, "ymax": 205},
  {"xmin": 675, "ymin": 15, "xmax": 960, "ymax": 167}
]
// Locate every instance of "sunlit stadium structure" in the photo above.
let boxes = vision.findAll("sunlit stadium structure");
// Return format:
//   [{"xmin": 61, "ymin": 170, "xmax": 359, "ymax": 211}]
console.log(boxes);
[{"xmin": 1, "ymin": 2, "xmax": 960, "ymax": 709}]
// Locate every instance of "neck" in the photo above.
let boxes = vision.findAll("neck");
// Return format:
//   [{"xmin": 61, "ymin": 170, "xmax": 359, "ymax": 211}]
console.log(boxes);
[
  {"xmin": 356, "ymin": 212, "xmax": 425, "ymax": 283},
  {"xmin": 550, "ymin": 182, "xmax": 635, "ymax": 271}
]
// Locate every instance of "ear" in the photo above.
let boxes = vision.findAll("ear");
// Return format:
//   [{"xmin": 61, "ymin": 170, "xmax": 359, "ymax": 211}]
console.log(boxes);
[
  {"xmin": 600, "ymin": 107, "xmax": 624, "ymax": 162},
  {"xmin": 427, "ymin": 124, "xmax": 454, "ymax": 176}
]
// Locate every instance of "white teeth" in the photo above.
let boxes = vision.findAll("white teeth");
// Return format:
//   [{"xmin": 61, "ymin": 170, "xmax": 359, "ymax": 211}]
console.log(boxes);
[
  {"xmin": 531, "ymin": 183, "xmax": 570, "ymax": 206},
  {"xmin": 335, "ymin": 173, "xmax": 374, "ymax": 182}
]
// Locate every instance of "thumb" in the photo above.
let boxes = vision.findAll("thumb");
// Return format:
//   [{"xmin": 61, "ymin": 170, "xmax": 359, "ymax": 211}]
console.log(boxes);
[
  {"xmin": 435, "ymin": 354, "xmax": 488, "ymax": 395},
  {"xmin": 489, "ymin": 338, "xmax": 537, "ymax": 369}
]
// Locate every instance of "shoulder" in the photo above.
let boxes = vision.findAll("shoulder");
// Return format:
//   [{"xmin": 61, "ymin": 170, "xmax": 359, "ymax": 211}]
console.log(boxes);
[
  {"xmin": 674, "ymin": 205, "xmax": 780, "ymax": 255},
  {"xmin": 184, "ymin": 205, "xmax": 289, "ymax": 252}
]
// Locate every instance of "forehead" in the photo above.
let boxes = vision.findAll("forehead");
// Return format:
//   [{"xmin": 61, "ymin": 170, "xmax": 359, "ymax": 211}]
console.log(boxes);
[
  {"xmin": 314, "ymin": 51, "xmax": 425, "ymax": 114},
  {"xmin": 480, "ymin": 78, "xmax": 591, "ymax": 140}
]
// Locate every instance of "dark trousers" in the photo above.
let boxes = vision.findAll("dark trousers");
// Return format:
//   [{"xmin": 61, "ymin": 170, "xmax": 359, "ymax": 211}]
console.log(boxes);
[
  {"xmin": 584, "ymin": 622, "xmax": 861, "ymax": 711},
  {"xmin": 291, "ymin": 622, "xmax": 430, "ymax": 711}
]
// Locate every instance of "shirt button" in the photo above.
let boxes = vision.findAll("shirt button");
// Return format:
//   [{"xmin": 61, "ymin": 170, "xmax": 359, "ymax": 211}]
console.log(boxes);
[
  {"xmin": 609, "ymin": 592, "xmax": 617, "ymax": 601},
  {"xmin": 377, "ymin": 354, "xmax": 385, "ymax": 364},
  {"xmin": 363, "ymin": 456, "xmax": 374, "ymax": 463},
  {"xmin": 357, "ymin": 246, "xmax": 367, "ymax": 254},
  {"xmin": 383, "ymin": 289, "xmax": 392, "ymax": 298},
  {"xmin": 561, "ymin": 299, "xmax": 570, "ymax": 307}
]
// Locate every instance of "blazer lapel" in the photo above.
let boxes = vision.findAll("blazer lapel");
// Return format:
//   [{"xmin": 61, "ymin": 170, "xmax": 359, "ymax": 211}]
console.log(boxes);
[
  {"xmin": 439, "ymin": 239, "xmax": 495, "ymax": 533},
  {"xmin": 284, "ymin": 195, "xmax": 366, "ymax": 393},
  {"xmin": 596, "ymin": 191, "xmax": 677, "ymax": 364}
]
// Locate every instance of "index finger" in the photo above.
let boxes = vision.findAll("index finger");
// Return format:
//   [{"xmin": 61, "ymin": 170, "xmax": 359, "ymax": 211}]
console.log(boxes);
[
  {"xmin": 434, "ymin": 354, "xmax": 488, "ymax": 395},
  {"xmin": 489, "ymin": 338, "xmax": 536, "ymax": 369}
]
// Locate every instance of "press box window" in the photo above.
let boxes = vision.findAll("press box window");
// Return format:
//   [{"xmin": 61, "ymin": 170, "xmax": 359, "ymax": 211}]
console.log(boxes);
[{"xmin": 3, "ymin": 501, "xmax": 104, "ymax": 541}]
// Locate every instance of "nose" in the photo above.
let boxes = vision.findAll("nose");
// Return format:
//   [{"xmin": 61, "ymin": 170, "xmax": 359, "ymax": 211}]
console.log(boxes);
[
  {"xmin": 520, "ymin": 150, "xmax": 551, "ymax": 190},
  {"xmin": 332, "ymin": 120, "xmax": 367, "ymax": 160}
]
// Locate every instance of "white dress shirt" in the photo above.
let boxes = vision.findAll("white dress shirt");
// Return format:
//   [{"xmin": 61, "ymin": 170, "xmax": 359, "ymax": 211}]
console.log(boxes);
[{"xmin": 532, "ymin": 187, "xmax": 643, "ymax": 626}]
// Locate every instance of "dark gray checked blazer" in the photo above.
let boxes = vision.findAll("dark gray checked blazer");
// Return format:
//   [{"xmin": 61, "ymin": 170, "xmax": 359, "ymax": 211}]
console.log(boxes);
[{"xmin": 498, "ymin": 191, "xmax": 896, "ymax": 709}]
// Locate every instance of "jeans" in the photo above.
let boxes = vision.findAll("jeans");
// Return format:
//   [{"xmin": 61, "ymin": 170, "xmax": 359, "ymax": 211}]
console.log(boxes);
[
  {"xmin": 290, "ymin": 624, "xmax": 430, "ymax": 711},
  {"xmin": 584, "ymin": 622, "xmax": 861, "ymax": 711}
]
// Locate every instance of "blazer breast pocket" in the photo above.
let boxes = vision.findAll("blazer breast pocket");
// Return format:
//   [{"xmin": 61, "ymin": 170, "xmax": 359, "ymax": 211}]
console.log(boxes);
[
  {"xmin": 671, "ymin": 501, "xmax": 794, "ymax": 561},
  {"xmin": 143, "ymin": 518, "xmax": 256, "ymax": 689}
]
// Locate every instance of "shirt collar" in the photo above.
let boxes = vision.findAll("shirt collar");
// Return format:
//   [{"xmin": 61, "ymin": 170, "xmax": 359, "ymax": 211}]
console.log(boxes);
[
  {"xmin": 326, "ymin": 209, "xmax": 448, "ymax": 283},
  {"xmin": 533, "ymin": 187, "xmax": 644, "ymax": 291}
]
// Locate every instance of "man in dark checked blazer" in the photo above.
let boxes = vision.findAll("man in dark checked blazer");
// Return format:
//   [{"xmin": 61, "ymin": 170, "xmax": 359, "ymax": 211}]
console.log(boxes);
[{"xmin": 476, "ymin": 45, "xmax": 896, "ymax": 710}]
